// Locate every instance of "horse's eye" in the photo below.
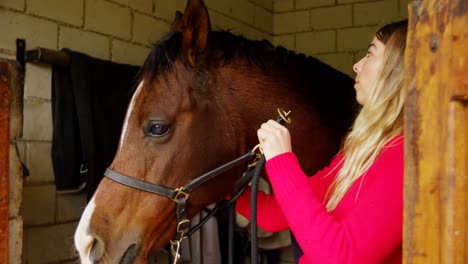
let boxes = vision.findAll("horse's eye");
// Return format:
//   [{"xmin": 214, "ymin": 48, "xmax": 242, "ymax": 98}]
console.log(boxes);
[{"xmin": 147, "ymin": 123, "xmax": 171, "ymax": 138}]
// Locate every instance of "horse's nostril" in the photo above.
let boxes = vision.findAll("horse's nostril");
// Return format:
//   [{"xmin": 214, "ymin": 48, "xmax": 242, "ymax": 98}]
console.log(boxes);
[
  {"xmin": 89, "ymin": 238, "xmax": 104, "ymax": 262},
  {"xmin": 120, "ymin": 243, "xmax": 139, "ymax": 264}
]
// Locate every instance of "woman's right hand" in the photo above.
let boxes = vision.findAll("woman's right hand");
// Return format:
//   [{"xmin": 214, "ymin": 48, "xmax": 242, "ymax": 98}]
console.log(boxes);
[{"xmin": 257, "ymin": 120, "xmax": 292, "ymax": 160}]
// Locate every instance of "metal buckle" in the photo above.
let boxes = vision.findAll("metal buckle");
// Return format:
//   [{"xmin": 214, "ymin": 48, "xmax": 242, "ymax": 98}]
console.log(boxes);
[
  {"xmin": 277, "ymin": 108, "xmax": 292, "ymax": 124},
  {"xmin": 172, "ymin": 187, "xmax": 190, "ymax": 203},
  {"xmin": 176, "ymin": 219, "xmax": 190, "ymax": 234},
  {"xmin": 248, "ymin": 144, "xmax": 262, "ymax": 168},
  {"xmin": 170, "ymin": 240, "xmax": 181, "ymax": 264}
]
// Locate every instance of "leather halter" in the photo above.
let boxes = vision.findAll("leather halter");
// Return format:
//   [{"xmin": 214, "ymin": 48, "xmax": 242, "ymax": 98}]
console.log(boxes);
[
  {"xmin": 104, "ymin": 148, "xmax": 259, "ymax": 245},
  {"xmin": 103, "ymin": 108, "xmax": 291, "ymax": 261}
]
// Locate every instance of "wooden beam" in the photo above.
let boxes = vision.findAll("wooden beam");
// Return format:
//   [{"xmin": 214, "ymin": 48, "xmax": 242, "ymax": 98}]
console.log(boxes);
[
  {"xmin": 25, "ymin": 48, "xmax": 70, "ymax": 67},
  {"xmin": 404, "ymin": 0, "xmax": 467, "ymax": 263},
  {"xmin": 0, "ymin": 62, "xmax": 11, "ymax": 263}
]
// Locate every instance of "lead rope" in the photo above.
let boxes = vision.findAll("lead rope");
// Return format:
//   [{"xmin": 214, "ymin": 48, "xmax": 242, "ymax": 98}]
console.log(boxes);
[
  {"xmin": 250, "ymin": 155, "xmax": 266, "ymax": 264},
  {"xmin": 250, "ymin": 108, "xmax": 291, "ymax": 264}
]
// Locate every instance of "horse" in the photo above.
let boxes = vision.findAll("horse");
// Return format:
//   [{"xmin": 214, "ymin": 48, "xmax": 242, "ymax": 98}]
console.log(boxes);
[{"xmin": 74, "ymin": 0, "xmax": 358, "ymax": 262}]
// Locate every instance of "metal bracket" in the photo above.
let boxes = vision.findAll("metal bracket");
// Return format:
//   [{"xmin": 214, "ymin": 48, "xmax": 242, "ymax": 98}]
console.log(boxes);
[{"xmin": 16, "ymin": 39, "xmax": 25, "ymax": 69}]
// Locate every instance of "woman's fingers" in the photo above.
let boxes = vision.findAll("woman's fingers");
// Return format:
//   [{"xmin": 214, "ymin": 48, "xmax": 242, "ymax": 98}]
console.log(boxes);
[{"xmin": 257, "ymin": 120, "xmax": 292, "ymax": 160}]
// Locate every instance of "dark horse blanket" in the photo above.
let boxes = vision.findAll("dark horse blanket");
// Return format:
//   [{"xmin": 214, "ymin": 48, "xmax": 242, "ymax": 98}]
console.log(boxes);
[{"xmin": 51, "ymin": 49, "xmax": 139, "ymax": 199}]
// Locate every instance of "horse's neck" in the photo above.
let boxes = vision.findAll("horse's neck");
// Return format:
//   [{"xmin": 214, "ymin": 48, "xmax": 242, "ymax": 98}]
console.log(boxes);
[{"xmin": 216, "ymin": 66, "xmax": 297, "ymax": 149}]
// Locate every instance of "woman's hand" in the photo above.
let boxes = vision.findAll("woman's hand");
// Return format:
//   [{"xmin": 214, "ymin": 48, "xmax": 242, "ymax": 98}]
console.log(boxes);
[{"xmin": 257, "ymin": 120, "xmax": 292, "ymax": 160}]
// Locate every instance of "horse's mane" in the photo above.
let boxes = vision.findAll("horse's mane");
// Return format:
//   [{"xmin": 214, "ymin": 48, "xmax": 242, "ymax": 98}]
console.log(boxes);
[
  {"xmin": 138, "ymin": 30, "xmax": 343, "ymax": 83},
  {"xmin": 138, "ymin": 29, "xmax": 357, "ymax": 135}
]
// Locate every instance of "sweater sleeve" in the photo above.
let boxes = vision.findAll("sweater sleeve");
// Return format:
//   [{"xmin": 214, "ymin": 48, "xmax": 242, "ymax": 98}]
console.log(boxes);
[
  {"xmin": 266, "ymin": 141, "xmax": 403, "ymax": 263},
  {"xmin": 235, "ymin": 154, "xmax": 344, "ymax": 233},
  {"xmin": 235, "ymin": 186, "xmax": 290, "ymax": 232}
]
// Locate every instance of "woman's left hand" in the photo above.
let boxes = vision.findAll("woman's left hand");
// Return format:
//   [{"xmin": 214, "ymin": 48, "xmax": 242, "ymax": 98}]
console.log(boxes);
[{"xmin": 257, "ymin": 120, "xmax": 292, "ymax": 160}]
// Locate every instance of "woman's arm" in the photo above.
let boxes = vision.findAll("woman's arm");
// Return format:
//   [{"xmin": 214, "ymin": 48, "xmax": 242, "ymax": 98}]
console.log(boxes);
[
  {"xmin": 266, "ymin": 143, "xmax": 403, "ymax": 263},
  {"xmin": 235, "ymin": 186, "xmax": 289, "ymax": 232},
  {"xmin": 235, "ymin": 154, "xmax": 343, "ymax": 233}
]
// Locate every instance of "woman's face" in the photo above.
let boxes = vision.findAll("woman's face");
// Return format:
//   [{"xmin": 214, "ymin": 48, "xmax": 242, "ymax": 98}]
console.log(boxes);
[{"xmin": 353, "ymin": 36, "xmax": 386, "ymax": 105}]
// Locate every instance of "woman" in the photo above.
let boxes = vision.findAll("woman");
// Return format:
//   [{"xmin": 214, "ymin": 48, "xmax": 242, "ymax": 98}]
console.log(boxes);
[{"xmin": 236, "ymin": 20, "xmax": 408, "ymax": 263}]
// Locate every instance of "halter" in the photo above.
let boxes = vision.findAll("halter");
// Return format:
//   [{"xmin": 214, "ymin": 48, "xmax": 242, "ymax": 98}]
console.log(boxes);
[{"xmin": 104, "ymin": 108, "xmax": 291, "ymax": 263}]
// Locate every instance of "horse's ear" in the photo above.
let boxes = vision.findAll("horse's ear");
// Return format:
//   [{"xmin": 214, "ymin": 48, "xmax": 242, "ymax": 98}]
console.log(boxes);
[
  {"xmin": 171, "ymin": 0, "xmax": 211, "ymax": 67},
  {"xmin": 170, "ymin": 11, "xmax": 184, "ymax": 30}
]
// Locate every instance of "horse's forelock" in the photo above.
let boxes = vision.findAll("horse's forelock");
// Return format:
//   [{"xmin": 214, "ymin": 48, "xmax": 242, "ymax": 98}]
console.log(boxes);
[{"xmin": 137, "ymin": 32, "xmax": 183, "ymax": 86}]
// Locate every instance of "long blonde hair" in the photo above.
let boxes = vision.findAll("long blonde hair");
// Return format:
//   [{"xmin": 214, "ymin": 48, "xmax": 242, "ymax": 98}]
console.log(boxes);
[{"xmin": 325, "ymin": 20, "xmax": 408, "ymax": 211}]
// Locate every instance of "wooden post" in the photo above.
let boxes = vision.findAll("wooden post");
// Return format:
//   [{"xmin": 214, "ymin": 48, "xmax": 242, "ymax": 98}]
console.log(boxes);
[
  {"xmin": 0, "ymin": 62, "xmax": 11, "ymax": 263},
  {"xmin": 404, "ymin": 0, "xmax": 467, "ymax": 263}
]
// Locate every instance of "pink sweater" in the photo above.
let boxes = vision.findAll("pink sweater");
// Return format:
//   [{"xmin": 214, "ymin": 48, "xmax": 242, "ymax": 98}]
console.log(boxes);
[{"xmin": 236, "ymin": 134, "xmax": 403, "ymax": 263}]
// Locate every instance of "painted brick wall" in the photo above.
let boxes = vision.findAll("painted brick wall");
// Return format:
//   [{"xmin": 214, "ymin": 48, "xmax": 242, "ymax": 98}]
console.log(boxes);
[
  {"xmin": 273, "ymin": 0, "xmax": 409, "ymax": 76},
  {"xmin": 0, "ymin": 0, "xmax": 272, "ymax": 263}
]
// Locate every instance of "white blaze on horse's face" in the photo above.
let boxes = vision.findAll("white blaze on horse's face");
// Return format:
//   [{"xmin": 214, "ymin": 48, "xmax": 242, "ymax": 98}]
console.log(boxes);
[
  {"xmin": 75, "ymin": 196, "xmax": 98, "ymax": 263},
  {"xmin": 118, "ymin": 81, "xmax": 144, "ymax": 153}
]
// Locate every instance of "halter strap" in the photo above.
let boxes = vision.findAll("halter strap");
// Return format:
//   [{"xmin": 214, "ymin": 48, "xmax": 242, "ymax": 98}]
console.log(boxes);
[
  {"xmin": 105, "ymin": 168, "xmax": 176, "ymax": 199},
  {"xmin": 104, "ymin": 150, "xmax": 258, "ymax": 243},
  {"xmin": 105, "ymin": 151, "xmax": 256, "ymax": 199}
]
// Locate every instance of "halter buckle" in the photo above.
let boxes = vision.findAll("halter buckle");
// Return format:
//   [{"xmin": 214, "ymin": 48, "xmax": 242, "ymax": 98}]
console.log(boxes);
[
  {"xmin": 172, "ymin": 187, "xmax": 190, "ymax": 203},
  {"xmin": 248, "ymin": 144, "xmax": 262, "ymax": 168},
  {"xmin": 176, "ymin": 219, "xmax": 190, "ymax": 234}
]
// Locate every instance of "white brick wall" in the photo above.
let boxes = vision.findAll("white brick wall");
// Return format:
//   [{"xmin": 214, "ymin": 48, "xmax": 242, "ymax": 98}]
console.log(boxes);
[
  {"xmin": 337, "ymin": 26, "xmax": 380, "ymax": 52},
  {"xmin": 24, "ymin": 222, "xmax": 78, "ymax": 263},
  {"xmin": 254, "ymin": 5, "xmax": 273, "ymax": 32},
  {"xmin": 251, "ymin": 0, "xmax": 273, "ymax": 10},
  {"xmin": 27, "ymin": 0, "xmax": 84, "ymax": 26},
  {"xmin": 354, "ymin": 0, "xmax": 399, "ymax": 26},
  {"xmin": 273, "ymin": 0, "xmax": 409, "ymax": 76},
  {"xmin": 154, "ymin": 0, "xmax": 187, "ymax": 22},
  {"xmin": 59, "ymin": 26, "xmax": 110, "ymax": 60},
  {"xmin": 310, "ymin": 5, "xmax": 352, "ymax": 30},
  {"xmin": 21, "ymin": 185, "xmax": 56, "ymax": 226},
  {"xmin": 274, "ymin": 10, "xmax": 309, "ymax": 34},
  {"xmin": 1, "ymin": 0, "xmax": 25, "ymax": 11},
  {"xmin": 231, "ymin": 1, "xmax": 256, "ymax": 25},
  {"xmin": 24, "ymin": 64, "xmax": 52, "ymax": 100},
  {"xmin": 0, "ymin": 10, "xmax": 58, "ymax": 51},
  {"xmin": 111, "ymin": 39, "xmax": 151, "ymax": 65},
  {"xmin": 24, "ymin": 142, "xmax": 54, "ymax": 184},
  {"xmin": 111, "ymin": 0, "xmax": 153, "ymax": 13},
  {"xmin": 272, "ymin": 34, "xmax": 295, "ymax": 50},
  {"xmin": 296, "ymin": 0, "xmax": 334, "ymax": 9},
  {"xmin": 9, "ymin": 144, "xmax": 23, "ymax": 218},
  {"xmin": 85, "ymin": 0, "xmax": 132, "ymax": 39},
  {"xmin": 296, "ymin": 30, "xmax": 335, "ymax": 54},
  {"xmin": 274, "ymin": 0, "xmax": 294, "ymax": 12},
  {"xmin": 22, "ymin": 99, "xmax": 53, "ymax": 141},
  {"xmin": 133, "ymin": 13, "xmax": 170, "ymax": 45}
]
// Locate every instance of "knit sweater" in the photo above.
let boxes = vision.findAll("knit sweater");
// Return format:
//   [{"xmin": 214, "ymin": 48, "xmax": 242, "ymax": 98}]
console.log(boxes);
[{"xmin": 236, "ymin": 134, "xmax": 403, "ymax": 263}]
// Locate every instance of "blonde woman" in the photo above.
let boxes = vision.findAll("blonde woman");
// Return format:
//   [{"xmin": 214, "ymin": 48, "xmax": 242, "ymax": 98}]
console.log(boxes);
[{"xmin": 236, "ymin": 20, "xmax": 408, "ymax": 263}]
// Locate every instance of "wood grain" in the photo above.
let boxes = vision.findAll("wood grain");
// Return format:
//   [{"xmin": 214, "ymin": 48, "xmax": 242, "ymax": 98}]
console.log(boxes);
[
  {"xmin": 404, "ymin": 0, "xmax": 467, "ymax": 263},
  {"xmin": 0, "ymin": 61, "xmax": 11, "ymax": 263}
]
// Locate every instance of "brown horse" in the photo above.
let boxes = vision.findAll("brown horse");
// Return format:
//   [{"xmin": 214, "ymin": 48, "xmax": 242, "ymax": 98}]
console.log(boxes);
[{"xmin": 74, "ymin": 0, "xmax": 357, "ymax": 263}]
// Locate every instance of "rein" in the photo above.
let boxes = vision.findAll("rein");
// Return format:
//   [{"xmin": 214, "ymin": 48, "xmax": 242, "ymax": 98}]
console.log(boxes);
[{"xmin": 104, "ymin": 108, "xmax": 291, "ymax": 263}]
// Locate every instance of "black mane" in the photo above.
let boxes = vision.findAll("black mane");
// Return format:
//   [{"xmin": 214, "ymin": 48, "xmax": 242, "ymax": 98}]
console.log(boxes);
[
  {"xmin": 138, "ymin": 29, "xmax": 358, "ymax": 135},
  {"xmin": 138, "ymin": 30, "xmax": 340, "ymax": 82}
]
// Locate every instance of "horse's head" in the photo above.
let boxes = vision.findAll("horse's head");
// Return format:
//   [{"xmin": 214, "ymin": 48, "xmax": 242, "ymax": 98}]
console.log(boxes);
[
  {"xmin": 74, "ymin": 0, "xmax": 357, "ymax": 262},
  {"xmin": 74, "ymin": 1, "xmax": 250, "ymax": 262}
]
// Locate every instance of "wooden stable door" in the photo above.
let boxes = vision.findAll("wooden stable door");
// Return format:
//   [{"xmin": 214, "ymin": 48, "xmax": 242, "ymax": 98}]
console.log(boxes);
[
  {"xmin": 404, "ymin": 0, "xmax": 467, "ymax": 263},
  {"xmin": 0, "ymin": 62, "xmax": 11, "ymax": 263}
]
